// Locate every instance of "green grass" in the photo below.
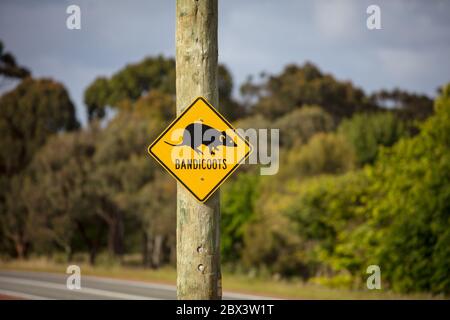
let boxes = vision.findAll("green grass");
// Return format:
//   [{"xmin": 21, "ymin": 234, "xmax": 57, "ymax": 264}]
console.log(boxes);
[{"xmin": 0, "ymin": 258, "xmax": 441, "ymax": 300}]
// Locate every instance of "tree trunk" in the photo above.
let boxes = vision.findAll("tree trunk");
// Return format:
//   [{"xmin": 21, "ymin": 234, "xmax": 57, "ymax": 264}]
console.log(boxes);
[
  {"xmin": 176, "ymin": 0, "xmax": 221, "ymax": 300},
  {"xmin": 15, "ymin": 241, "xmax": 25, "ymax": 260},
  {"xmin": 152, "ymin": 235, "xmax": 163, "ymax": 268},
  {"xmin": 142, "ymin": 231, "xmax": 150, "ymax": 267},
  {"xmin": 89, "ymin": 247, "xmax": 97, "ymax": 266},
  {"xmin": 107, "ymin": 213, "xmax": 124, "ymax": 258},
  {"xmin": 66, "ymin": 246, "xmax": 73, "ymax": 263}
]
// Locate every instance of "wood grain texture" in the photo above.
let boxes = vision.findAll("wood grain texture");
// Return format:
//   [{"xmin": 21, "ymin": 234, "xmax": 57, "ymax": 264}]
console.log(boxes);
[{"xmin": 175, "ymin": 0, "xmax": 221, "ymax": 300}]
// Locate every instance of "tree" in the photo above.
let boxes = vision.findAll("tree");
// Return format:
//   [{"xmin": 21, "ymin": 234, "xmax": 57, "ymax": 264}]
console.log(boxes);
[
  {"xmin": 364, "ymin": 84, "xmax": 450, "ymax": 294},
  {"xmin": 0, "ymin": 41, "xmax": 30, "ymax": 82},
  {"xmin": 0, "ymin": 78, "xmax": 79, "ymax": 256},
  {"xmin": 371, "ymin": 88, "xmax": 433, "ymax": 121},
  {"xmin": 272, "ymin": 84, "xmax": 450, "ymax": 293},
  {"xmin": 84, "ymin": 56, "xmax": 175, "ymax": 120},
  {"xmin": 274, "ymin": 105, "xmax": 335, "ymax": 147},
  {"xmin": 133, "ymin": 172, "xmax": 176, "ymax": 268},
  {"xmin": 283, "ymin": 132, "xmax": 355, "ymax": 179},
  {"xmin": 243, "ymin": 62, "xmax": 377, "ymax": 120},
  {"xmin": 338, "ymin": 112, "xmax": 406, "ymax": 165},
  {"xmin": 84, "ymin": 56, "xmax": 244, "ymax": 121},
  {"xmin": 217, "ymin": 65, "xmax": 246, "ymax": 120},
  {"xmin": 0, "ymin": 174, "xmax": 37, "ymax": 258},
  {"xmin": 92, "ymin": 111, "xmax": 160, "ymax": 259},
  {"xmin": 0, "ymin": 78, "xmax": 79, "ymax": 178},
  {"xmin": 282, "ymin": 171, "xmax": 370, "ymax": 282},
  {"xmin": 221, "ymin": 173, "xmax": 259, "ymax": 263},
  {"xmin": 1, "ymin": 128, "xmax": 101, "ymax": 261}
]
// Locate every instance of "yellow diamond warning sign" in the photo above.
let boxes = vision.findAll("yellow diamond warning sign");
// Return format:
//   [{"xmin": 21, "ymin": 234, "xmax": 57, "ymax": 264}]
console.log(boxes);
[{"xmin": 148, "ymin": 97, "xmax": 252, "ymax": 202}]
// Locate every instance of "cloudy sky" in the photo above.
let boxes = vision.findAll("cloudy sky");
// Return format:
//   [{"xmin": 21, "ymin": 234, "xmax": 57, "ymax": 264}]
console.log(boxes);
[{"xmin": 1, "ymin": 0, "xmax": 449, "ymax": 124}]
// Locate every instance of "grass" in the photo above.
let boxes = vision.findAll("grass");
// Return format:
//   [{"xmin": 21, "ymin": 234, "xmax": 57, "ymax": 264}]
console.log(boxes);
[{"xmin": 0, "ymin": 257, "xmax": 441, "ymax": 300}]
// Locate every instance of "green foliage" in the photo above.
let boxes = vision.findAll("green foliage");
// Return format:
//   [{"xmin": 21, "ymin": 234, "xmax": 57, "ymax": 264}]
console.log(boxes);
[
  {"xmin": 338, "ymin": 112, "xmax": 406, "ymax": 165},
  {"xmin": 0, "ymin": 40, "xmax": 30, "ymax": 79},
  {"xmin": 0, "ymin": 78, "xmax": 79, "ymax": 178},
  {"xmin": 1, "ymin": 129, "xmax": 100, "ymax": 259},
  {"xmin": 283, "ymin": 172, "xmax": 370, "ymax": 282},
  {"xmin": 84, "ymin": 56, "xmax": 244, "ymax": 121},
  {"xmin": 244, "ymin": 62, "xmax": 376, "ymax": 120},
  {"xmin": 283, "ymin": 132, "xmax": 355, "ymax": 179},
  {"xmin": 84, "ymin": 56, "xmax": 175, "ymax": 120},
  {"xmin": 371, "ymin": 88, "xmax": 434, "ymax": 121},
  {"xmin": 240, "ymin": 178, "xmax": 309, "ymax": 278},
  {"xmin": 363, "ymin": 84, "xmax": 450, "ymax": 294},
  {"xmin": 274, "ymin": 105, "xmax": 335, "ymax": 147},
  {"xmin": 221, "ymin": 173, "xmax": 260, "ymax": 263},
  {"xmin": 0, "ymin": 49, "xmax": 447, "ymax": 295},
  {"xmin": 265, "ymin": 85, "xmax": 450, "ymax": 294}
]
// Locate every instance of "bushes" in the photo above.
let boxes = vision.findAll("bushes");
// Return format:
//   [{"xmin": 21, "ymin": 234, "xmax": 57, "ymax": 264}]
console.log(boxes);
[
  {"xmin": 274, "ymin": 106, "xmax": 335, "ymax": 147},
  {"xmin": 338, "ymin": 112, "xmax": 406, "ymax": 165},
  {"xmin": 246, "ymin": 85, "xmax": 450, "ymax": 294},
  {"xmin": 283, "ymin": 133, "xmax": 355, "ymax": 179},
  {"xmin": 220, "ymin": 85, "xmax": 449, "ymax": 295},
  {"xmin": 364, "ymin": 85, "xmax": 450, "ymax": 294},
  {"xmin": 221, "ymin": 173, "xmax": 260, "ymax": 263}
]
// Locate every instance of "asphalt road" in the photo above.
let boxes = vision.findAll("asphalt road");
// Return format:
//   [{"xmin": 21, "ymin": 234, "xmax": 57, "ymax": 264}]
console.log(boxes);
[{"xmin": 0, "ymin": 270, "xmax": 271, "ymax": 300}]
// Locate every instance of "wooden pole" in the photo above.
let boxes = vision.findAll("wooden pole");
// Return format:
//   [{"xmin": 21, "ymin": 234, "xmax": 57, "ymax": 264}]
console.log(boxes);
[{"xmin": 175, "ymin": 0, "xmax": 221, "ymax": 299}]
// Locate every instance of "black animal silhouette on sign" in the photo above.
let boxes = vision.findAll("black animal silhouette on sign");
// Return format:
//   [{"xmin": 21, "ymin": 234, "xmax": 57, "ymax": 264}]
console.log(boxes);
[{"xmin": 165, "ymin": 123, "xmax": 237, "ymax": 155}]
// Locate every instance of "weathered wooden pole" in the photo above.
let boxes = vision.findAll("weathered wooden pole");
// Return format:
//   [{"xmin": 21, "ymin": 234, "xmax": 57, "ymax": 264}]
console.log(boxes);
[{"xmin": 175, "ymin": 0, "xmax": 221, "ymax": 299}]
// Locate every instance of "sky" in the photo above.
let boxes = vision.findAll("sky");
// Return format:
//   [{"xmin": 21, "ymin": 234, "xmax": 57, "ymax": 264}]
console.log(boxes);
[{"xmin": 1, "ymin": 0, "xmax": 449, "ymax": 124}]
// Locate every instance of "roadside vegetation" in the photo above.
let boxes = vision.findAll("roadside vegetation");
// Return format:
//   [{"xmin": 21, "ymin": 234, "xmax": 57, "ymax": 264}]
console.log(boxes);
[
  {"xmin": 0, "ymin": 258, "xmax": 441, "ymax": 300},
  {"xmin": 1, "ymin": 40, "xmax": 448, "ymax": 297}
]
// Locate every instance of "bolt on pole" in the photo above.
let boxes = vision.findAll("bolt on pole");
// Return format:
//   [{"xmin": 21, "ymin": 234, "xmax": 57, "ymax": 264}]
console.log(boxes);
[{"xmin": 175, "ymin": 0, "xmax": 221, "ymax": 300}]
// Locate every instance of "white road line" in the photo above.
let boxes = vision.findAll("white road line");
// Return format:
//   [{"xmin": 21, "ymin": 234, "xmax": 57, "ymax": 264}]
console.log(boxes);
[
  {"xmin": 79, "ymin": 276, "xmax": 275, "ymax": 299},
  {"xmin": 0, "ymin": 276, "xmax": 159, "ymax": 300},
  {"xmin": 0, "ymin": 289, "xmax": 51, "ymax": 300},
  {"xmin": 0, "ymin": 271, "xmax": 278, "ymax": 300},
  {"xmin": 82, "ymin": 275, "xmax": 176, "ymax": 291}
]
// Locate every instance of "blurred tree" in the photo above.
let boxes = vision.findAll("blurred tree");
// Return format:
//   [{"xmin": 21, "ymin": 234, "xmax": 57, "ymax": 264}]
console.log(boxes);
[
  {"xmin": 234, "ymin": 114, "xmax": 272, "ymax": 131},
  {"xmin": 84, "ymin": 56, "xmax": 175, "ymax": 120},
  {"xmin": 270, "ymin": 84, "xmax": 450, "ymax": 293},
  {"xmin": 221, "ymin": 173, "xmax": 260, "ymax": 263},
  {"xmin": 283, "ymin": 132, "xmax": 355, "ymax": 179},
  {"xmin": 338, "ymin": 112, "xmax": 406, "ymax": 165},
  {"xmin": 0, "ymin": 78, "xmax": 79, "ymax": 256},
  {"xmin": 283, "ymin": 172, "xmax": 370, "ymax": 282},
  {"xmin": 133, "ymin": 172, "xmax": 176, "ymax": 268},
  {"xmin": 0, "ymin": 41, "xmax": 30, "ymax": 82},
  {"xmin": 0, "ymin": 78, "xmax": 79, "ymax": 178},
  {"xmin": 1, "ymin": 174, "xmax": 36, "ymax": 258},
  {"xmin": 134, "ymin": 89, "xmax": 175, "ymax": 122},
  {"xmin": 84, "ymin": 56, "xmax": 244, "ymax": 121},
  {"xmin": 92, "ymin": 112, "xmax": 160, "ymax": 259},
  {"xmin": 274, "ymin": 105, "xmax": 335, "ymax": 147},
  {"xmin": 242, "ymin": 62, "xmax": 377, "ymax": 120},
  {"xmin": 217, "ymin": 65, "xmax": 246, "ymax": 120},
  {"xmin": 241, "ymin": 178, "xmax": 307, "ymax": 278},
  {"xmin": 1, "ymin": 128, "xmax": 102, "ymax": 261},
  {"xmin": 84, "ymin": 77, "xmax": 110, "ymax": 119},
  {"xmin": 364, "ymin": 84, "xmax": 450, "ymax": 294},
  {"xmin": 371, "ymin": 88, "xmax": 433, "ymax": 121}
]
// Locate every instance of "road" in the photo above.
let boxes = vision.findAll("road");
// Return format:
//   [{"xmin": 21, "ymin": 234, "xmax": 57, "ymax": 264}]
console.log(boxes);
[{"xmin": 0, "ymin": 270, "xmax": 271, "ymax": 300}]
